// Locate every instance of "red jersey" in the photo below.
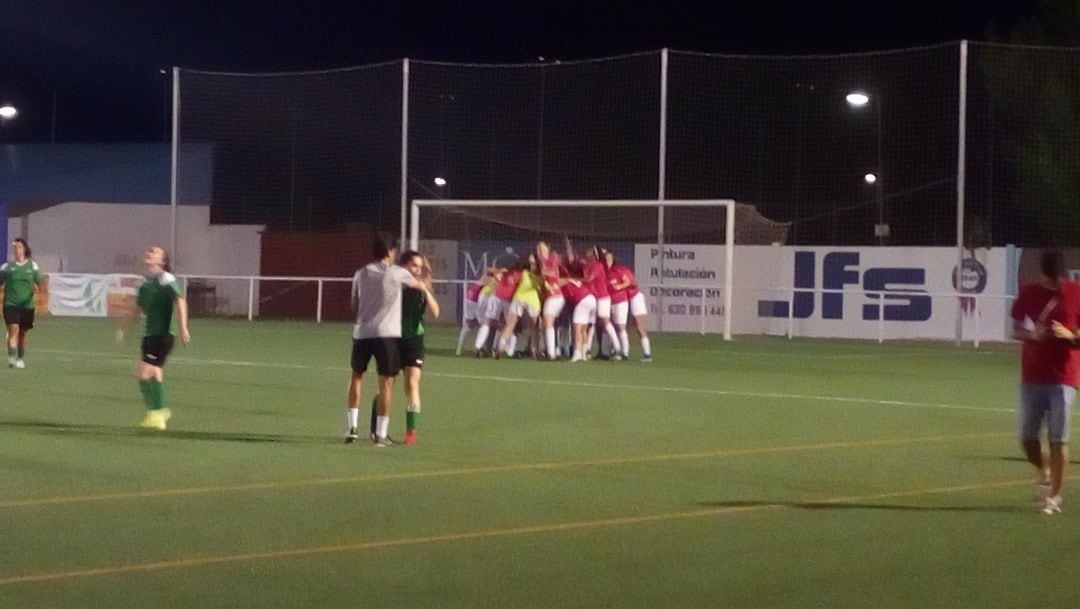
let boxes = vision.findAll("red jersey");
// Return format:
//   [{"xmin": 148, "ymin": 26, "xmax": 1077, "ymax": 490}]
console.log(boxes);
[
  {"xmin": 466, "ymin": 280, "xmax": 484, "ymax": 302},
  {"xmin": 607, "ymin": 265, "xmax": 637, "ymax": 303},
  {"xmin": 562, "ymin": 280, "xmax": 592, "ymax": 305},
  {"xmin": 541, "ymin": 254, "xmax": 563, "ymax": 299},
  {"xmin": 1011, "ymin": 281, "xmax": 1080, "ymax": 386},
  {"xmin": 494, "ymin": 270, "xmax": 521, "ymax": 301},
  {"xmin": 586, "ymin": 260, "xmax": 609, "ymax": 298}
]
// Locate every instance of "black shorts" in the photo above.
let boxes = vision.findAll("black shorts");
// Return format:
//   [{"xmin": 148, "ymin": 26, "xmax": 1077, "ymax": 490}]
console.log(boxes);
[
  {"xmin": 3, "ymin": 306, "xmax": 35, "ymax": 330},
  {"xmin": 351, "ymin": 337, "xmax": 402, "ymax": 377},
  {"xmin": 141, "ymin": 335, "xmax": 175, "ymax": 367},
  {"xmin": 400, "ymin": 335, "xmax": 425, "ymax": 369}
]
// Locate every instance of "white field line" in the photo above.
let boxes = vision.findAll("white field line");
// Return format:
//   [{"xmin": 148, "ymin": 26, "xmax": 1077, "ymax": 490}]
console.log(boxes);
[{"xmin": 35, "ymin": 349, "xmax": 1014, "ymax": 416}]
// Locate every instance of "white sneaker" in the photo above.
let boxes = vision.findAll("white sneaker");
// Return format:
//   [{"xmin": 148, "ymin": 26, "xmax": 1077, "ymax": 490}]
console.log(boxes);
[
  {"xmin": 1034, "ymin": 479, "xmax": 1052, "ymax": 503},
  {"xmin": 13, "ymin": 359, "xmax": 25, "ymax": 369},
  {"xmin": 1042, "ymin": 495, "xmax": 1063, "ymax": 515}
]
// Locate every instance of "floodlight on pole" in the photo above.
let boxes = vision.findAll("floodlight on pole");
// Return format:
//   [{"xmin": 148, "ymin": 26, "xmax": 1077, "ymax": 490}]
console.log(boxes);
[
  {"xmin": 433, "ymin": 177, "xmax": 447, "ymax": 187},
  {"xmin": 0, "ymin": 105, "xmax": 17, "ymax": 120},
  {"xmin": 845, "ymin": 92, "xmax": 870, "ymax": 107},
  {"xmin": 846, "ymin": 90, "xmax": 885, "ymax": 245}
]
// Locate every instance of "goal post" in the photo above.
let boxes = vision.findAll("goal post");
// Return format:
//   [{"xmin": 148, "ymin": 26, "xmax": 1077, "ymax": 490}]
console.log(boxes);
[{"xmin": 409, "ymin": 199, "xmax": 738, "ymax": 340}]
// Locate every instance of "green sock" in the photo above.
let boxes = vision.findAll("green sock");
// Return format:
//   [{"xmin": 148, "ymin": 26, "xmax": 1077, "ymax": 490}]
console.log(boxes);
[
  {"xmin": 6, "ymin": 346, "xmax": 14, "ymax": 359},
  {"xmin": 144, "ymin": 380, "xmax": 165, "ymax": 411},
  {"xmin": 138, "ymin": 380, "xmax": 154, "ymax": 410},
  {"xmin": 406, "ymin": 409, "xmax": 419, "ymax": 432},
  {"xmin": 17, "ymin": 346, "xmax": 24, "ymax": 359}
]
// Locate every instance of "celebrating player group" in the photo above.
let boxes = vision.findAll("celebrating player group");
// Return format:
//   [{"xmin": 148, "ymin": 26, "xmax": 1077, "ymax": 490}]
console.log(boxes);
[{"xmin": 457, "ymin": 239, "xmax": 651, "ymax": 363}]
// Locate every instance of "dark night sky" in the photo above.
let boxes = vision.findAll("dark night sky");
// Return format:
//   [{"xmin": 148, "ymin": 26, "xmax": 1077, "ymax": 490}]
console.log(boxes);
[{"xmin": 1, "ymin": 1, "xmax": 1031, "ymax": 143}]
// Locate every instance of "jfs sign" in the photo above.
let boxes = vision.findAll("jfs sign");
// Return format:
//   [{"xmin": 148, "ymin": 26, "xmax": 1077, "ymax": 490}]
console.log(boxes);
[{"xmin": 756, "ymin": 251, "xmax": 931, "ymax": 321}]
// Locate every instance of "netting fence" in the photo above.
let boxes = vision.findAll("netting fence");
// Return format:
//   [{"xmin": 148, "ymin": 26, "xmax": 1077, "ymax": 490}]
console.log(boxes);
[
  {"xmin": 172, "ymin": 42, "xmax": 1080, "ymax": 253},
  {"xmin": 131, "ymin": 42, "xmax": 1079, "ymax": 339}
]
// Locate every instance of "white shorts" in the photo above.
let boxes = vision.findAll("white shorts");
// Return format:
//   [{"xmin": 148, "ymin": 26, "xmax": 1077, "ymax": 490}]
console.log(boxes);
[
  {"xmin": 542, "ymin": 295, "xmax": 565, "ymax": 318},
  {"xmin": 509, "ymin": 299, "xmax": 540, "ymax": 319},
  {"xmin": 484, "ymin": 296, "xmax": 509, "ymax": 322},
  {"xmin": 572, "ymin": 295, "xmax": 597, "ymax": 325},
  {"xmin": 464, "ymin": 299, "xmax": 480, "ymax": 322},
  {"xmin": 595, "ymin": 296, "xmax": 612, "ymax": 320},
  {"xmin": 611, "ymin": 300, "xmax": 629, "ymax": 325},
  {"xmin": 629, "ymin": 292, "xmax": 647, "ymax": 317}
]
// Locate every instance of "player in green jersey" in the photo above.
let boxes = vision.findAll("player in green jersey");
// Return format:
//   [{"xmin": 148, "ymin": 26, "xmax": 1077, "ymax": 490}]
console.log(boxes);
[
  {"xmin": 399, "ymin": 251, "xmax": 440, "ymax": 444},
  {"xmin": 369, "ymin": 250, "xmax": 440, "ymax": 445},
  {"xmin": 0, "ymin": 239, "xmax": 46, "ymax": 369},
  {"xmin": 119, "ymin": 246, "xmax": 191, "ymax": 430}
]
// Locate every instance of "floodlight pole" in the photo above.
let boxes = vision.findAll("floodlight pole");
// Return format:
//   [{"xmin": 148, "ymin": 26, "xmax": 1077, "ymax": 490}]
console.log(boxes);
[
  {"xmin": 169, "ymin": 67, "xmax": 180, "ymax": 270},
  {"xmin": 875, "ymin": 98, "xmax": 884, "ymax": 246},
  {"xmin": 400, "ymin": 59, "xmax": 410, "ymax": 250},
  {"xmin": 955, "ymin": 40, "xmax": 969, "ymax": 343}
]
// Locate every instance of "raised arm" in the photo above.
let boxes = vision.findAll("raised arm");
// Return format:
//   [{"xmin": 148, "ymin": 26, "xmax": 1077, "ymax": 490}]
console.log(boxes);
[{"xmin": 421, "ymin": 257, "xmax": 440, "ymax": 319}]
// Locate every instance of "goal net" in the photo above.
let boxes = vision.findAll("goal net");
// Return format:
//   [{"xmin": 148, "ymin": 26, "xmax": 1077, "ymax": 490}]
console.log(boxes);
[{"xmin": 410, "ymin": 199, "xmax": 786, "ymax": 340}]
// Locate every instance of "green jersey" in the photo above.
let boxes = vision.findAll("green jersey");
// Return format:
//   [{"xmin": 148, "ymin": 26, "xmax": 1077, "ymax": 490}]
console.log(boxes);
[
  {"xmin": 401, "ymin": 287, "xmax": 426, "ymax": 338},
  {"xmin": 0, "ymin": 260, "xmax": 45, "ymax": 308},
  {"xmin": 138, "ymin": 272, "xmax": 182, "ymax": 337}
]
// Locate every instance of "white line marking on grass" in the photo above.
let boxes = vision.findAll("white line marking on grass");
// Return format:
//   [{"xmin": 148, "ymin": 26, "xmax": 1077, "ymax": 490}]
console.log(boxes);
[
  {"xmin": 35, "ymin": 349, "xmax": 1013, "ymax": 415},
  {"xmin": 0, "ymin": 432, "xmax": 1009, "ymax": 510},
  {"xmin": 0, "ymin": 474, "xmax": 1051, "ymax": 587}
]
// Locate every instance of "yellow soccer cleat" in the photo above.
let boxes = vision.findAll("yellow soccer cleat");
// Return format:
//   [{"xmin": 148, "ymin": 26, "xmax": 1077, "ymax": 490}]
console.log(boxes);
[{"xmin": 139, "ymin": 408, "xmax": 172, "ymax": 430}]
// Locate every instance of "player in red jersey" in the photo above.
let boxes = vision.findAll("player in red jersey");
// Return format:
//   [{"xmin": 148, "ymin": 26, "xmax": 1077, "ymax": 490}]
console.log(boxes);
[
  {"xmin": 584, "ymin": 246, "xmax": 621, "ymax": 359},
  {"xmin": 605, "ymin": 250, "xmax": 651, "ymax": 361},
  {"xmin": 456, "ymin": 275, "xmax": 491, "ymax": 355},
  {"xmin": 475, "ymin": 265, "xmax": 520, "ymax": 357},
  {"xmin": 1012, "ymin": 249, "xmax": 1080, "ymax": 514},
  {"xmin": 562, "ymin": 261, "xmax": 595, "ymax": 362},
  {"xmin": 537, "ymin": 241, "xmax": 566, "ymax": 360}
]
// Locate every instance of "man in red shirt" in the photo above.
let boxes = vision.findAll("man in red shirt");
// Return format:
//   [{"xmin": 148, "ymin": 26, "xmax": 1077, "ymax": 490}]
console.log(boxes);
[{"xmin": 1011, "ymin": 249, "xmax": 1080, "ymax": 514}]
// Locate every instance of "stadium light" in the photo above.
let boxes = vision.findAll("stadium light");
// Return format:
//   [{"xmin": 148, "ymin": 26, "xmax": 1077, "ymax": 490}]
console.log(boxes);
[
  {"xmin": 846, "ymin": 90, "xmax": 885, "ymax": 245},
  {"xmin": 0, "ymin": 104, "xmax": 17, "ymax": 120},
  {"xmin": 433, "ymin": 177, "xmax": 447, "ymax": 187},
  {"xmin": 845, "ymin": 92, "xmax": 870, "ymax": 107}
]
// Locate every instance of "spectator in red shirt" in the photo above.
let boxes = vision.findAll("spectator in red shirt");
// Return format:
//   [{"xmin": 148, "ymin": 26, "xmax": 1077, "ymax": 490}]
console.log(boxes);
[{"xmin": 1010, "ymin": 249, "xmax": 1080, "ymax": 514}]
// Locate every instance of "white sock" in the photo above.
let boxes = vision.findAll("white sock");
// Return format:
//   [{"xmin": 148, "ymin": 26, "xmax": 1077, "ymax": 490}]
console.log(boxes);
[
  {"xmin": 376, "ymin": 415, "xmax": 389, "ymax": 439},
  {"xmin": 497, "ymin": 335, "xmax": 509, "ymax": 354},
  {"xmin": 545, "ymin": 327, "xmax": 557, "ymax": 359},
  {"xmin": 603, "ymin": 324, "xmax": 619, "ymax": 355},
  {"xmin": 347, "ymin": 407, "xmax": 359, "ymax": 429},
  {"xmin": 456, "ymin": 326, "xmax": 470, "ymax": 355},
  {"xmin": 619, "ymin": 329, "xmax": 630, "ymax": 357},
  {"xmin": 586, "ymin": 326, "xmax": 596, "ymax": 353},
  {"xmin": 474, "ymin": 325, "xmax": 491, "ymax": 351},
  {"xmin": 641, "ymin": 337, "xmax": 651, "ymax": 357},
  {"xmin": 507, "ymin": 334, "xmax": 518, "ymax": 354}
]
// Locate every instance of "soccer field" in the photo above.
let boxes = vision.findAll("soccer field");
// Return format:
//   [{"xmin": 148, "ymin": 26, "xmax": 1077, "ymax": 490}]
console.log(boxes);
[{"xmin": 1, "ymin": 318, "xmax": 1076, "ymax": 608}]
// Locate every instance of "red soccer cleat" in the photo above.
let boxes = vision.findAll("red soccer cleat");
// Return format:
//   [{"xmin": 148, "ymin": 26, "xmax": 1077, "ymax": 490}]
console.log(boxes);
[{"xmin": 403, "ymin": 430, "xmax": 417, "ymax": 445}]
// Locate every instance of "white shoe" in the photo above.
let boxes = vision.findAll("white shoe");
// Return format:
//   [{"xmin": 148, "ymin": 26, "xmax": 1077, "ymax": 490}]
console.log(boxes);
[
  {"xmin": 1042, "ymin": 495, "xmax": 1063, "ymax": 515},
  {"xmin": 13, "ymin": 359, "xmax": 25, "ymax": 369},
  {"xmin": 569, "ymin": 353, "xmax": 583, "ymax": 363},
  {"xmin": 1034, "ymin": 479, "xmax": 1052, "ymax": 503}
]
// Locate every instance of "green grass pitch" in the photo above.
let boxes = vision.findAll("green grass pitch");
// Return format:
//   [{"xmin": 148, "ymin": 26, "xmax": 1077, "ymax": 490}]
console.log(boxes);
[{"xmin": 1, "ymin": 318, "xmax": 1077, "ymax": 608}]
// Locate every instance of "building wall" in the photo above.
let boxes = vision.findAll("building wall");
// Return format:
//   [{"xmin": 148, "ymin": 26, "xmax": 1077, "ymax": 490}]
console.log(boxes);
[{"xmin": 7, "ymin": 202, "xmax": 263, "ymax": 316}]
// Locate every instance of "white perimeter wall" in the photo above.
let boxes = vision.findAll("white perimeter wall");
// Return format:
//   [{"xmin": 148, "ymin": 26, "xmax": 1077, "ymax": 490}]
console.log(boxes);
[
  {"xmin": 634, "ymin": 245, "xmax": 1010, "ymax": 342},
  {"xmin": 8, "ymin": 202, "xmax": 263, "ymax": 316}
]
